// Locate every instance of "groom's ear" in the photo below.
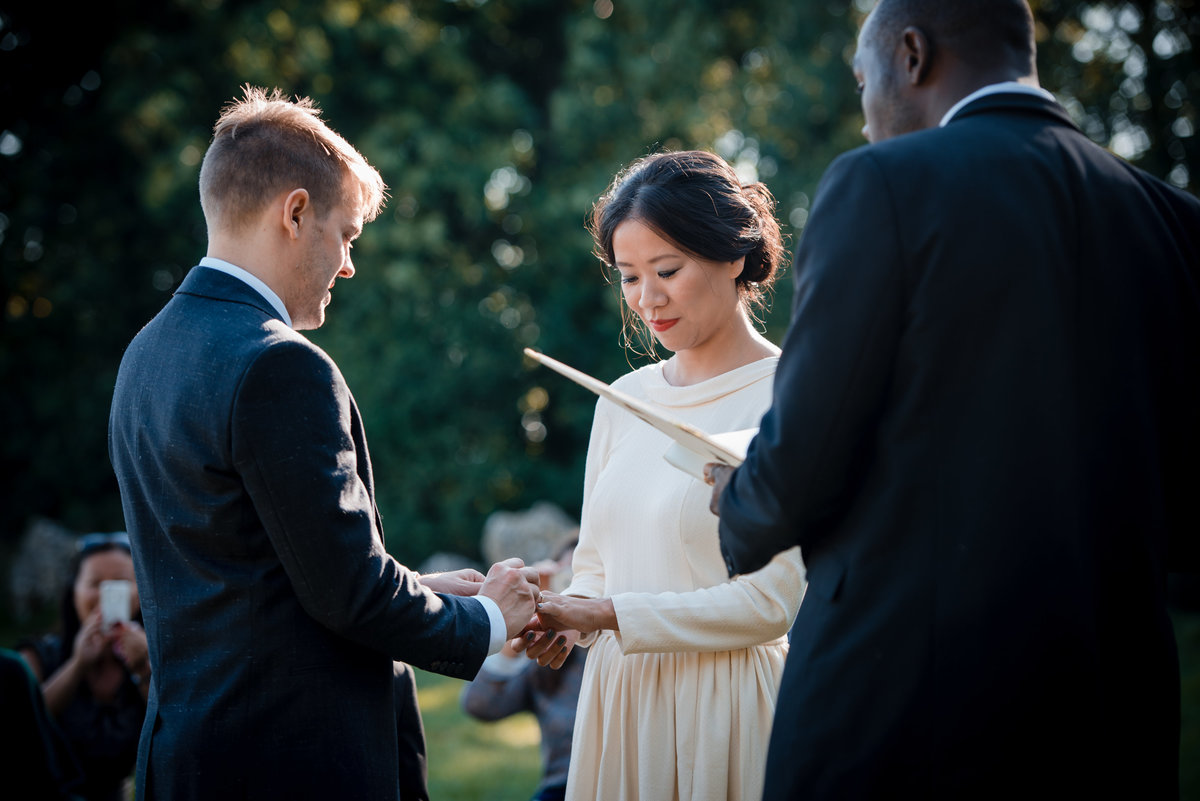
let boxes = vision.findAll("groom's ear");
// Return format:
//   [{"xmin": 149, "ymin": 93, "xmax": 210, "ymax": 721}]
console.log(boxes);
[
  {"xmin": 899, "ymin": 26, "xmax": 933, "ymax": 87},
  {"xmin": 280, "ymin": 188, "xmax": 312, "ymax": 241}
]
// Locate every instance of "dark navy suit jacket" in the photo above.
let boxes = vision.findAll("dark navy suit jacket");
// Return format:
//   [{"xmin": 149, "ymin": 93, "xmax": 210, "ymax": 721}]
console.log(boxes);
[
  {"xmin": 719, "ymin": 94, "xmax": 1200, "ymax": 799},
  {"xmin": 109, "ymin": 267, "xmax": 491, "ymax": 800}
]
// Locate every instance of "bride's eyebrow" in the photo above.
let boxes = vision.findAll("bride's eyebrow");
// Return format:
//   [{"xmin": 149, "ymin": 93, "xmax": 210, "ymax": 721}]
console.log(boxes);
[{"xmin": 615, "ymin": 253, "xmax": 682, "ymax": 268}]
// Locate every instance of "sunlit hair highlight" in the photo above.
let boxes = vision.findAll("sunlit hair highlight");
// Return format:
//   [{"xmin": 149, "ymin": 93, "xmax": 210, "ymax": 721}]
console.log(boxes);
[
  {"xmin": 588, "ymin": 150, "xmax": 786, "ymax": 359},
  {"xmin": 198, "ymin": 85, "xmax": 387, "ymax": 235}
]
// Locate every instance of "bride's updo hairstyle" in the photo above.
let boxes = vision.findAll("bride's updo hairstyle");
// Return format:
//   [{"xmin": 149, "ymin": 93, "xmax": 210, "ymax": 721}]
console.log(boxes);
[{"xmin": 588, "ymin": 150, "xmax": 785, "ymax": 352}]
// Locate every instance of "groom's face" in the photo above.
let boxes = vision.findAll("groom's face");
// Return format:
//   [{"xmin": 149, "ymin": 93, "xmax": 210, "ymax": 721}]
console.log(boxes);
[{"xmin": 288, "ymin": 184, "xmax": 363, "ymax": 330}]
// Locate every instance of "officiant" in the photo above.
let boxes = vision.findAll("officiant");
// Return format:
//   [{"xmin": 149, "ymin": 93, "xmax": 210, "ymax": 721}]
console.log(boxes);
[{"xmin": 706, "ymin": 0, "xmax": 1200, "ymax": 797}]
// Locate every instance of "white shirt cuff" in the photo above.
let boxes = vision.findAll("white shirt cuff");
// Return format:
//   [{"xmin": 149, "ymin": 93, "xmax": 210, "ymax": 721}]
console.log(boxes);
[{"xmin": 473, "ymin": 595, "xmax": 509, "ymax": 655}]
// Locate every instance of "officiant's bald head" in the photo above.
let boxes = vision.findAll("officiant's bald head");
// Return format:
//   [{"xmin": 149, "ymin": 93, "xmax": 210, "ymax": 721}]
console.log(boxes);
[
  {"xmin": 864, "ymin": 0, "xmax": 1036, "ymax": 72},
  {"xmin": 854, "ymin": 0, "xmax": 1039, "ymax": 142}
]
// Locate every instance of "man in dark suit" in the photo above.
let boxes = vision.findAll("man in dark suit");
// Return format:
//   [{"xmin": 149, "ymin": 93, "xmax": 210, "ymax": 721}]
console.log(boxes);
[
  {"xmin": 707, "ymin": 1, "xmax": 1200, "ymax": 797},
  {"xmin": 109, "ymin": 86, "xmax": 539, "ymax": 801}
]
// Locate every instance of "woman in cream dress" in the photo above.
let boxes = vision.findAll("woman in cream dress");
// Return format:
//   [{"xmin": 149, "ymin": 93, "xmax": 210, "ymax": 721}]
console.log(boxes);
[{"xmin": 527, "ymin": 151, "xmax": 806, "ymax": 801}]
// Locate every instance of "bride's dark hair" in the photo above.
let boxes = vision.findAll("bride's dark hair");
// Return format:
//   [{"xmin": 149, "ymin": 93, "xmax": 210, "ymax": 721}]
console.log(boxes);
[{"xmin": 588, "ymin": 150, "xmax": 785, "ymax": 356}]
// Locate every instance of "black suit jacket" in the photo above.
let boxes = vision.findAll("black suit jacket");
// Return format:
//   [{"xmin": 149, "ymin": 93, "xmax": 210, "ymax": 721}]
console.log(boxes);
[
  {"xmin": 719, "ymin": 93, "xmax": 1200, "ymax": 799},
  {"xmin": 109, "ymin": 267, "xmax": 491, "ymax": 801}
]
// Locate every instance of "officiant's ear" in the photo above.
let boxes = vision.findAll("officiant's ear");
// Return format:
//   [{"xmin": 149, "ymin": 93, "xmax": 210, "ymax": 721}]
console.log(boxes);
[
  {"xmin": 282, "ymin": 188, "xmax": 311, "ymax": 240},
  {"xmin": 900, "ymin": 26, "xmax": 933, "ymax": 87}
]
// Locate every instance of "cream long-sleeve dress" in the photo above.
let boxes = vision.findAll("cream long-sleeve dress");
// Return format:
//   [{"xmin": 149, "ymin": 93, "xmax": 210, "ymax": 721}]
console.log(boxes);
[{"xmin": 562, "ymin": 356, "xmax": 806, "ymax": 801}]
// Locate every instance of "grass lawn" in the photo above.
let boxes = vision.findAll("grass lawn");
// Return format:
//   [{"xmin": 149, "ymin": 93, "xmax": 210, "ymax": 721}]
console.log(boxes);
[{"xmin": 416, "ymin": 668, "xmax": 543, "ymax": 800}]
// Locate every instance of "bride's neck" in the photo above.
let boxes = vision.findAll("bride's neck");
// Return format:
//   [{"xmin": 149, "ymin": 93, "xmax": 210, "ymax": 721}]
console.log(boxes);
[{"xmin": 664, "ymin": 314, "xmax": 779, "ymax": 387}]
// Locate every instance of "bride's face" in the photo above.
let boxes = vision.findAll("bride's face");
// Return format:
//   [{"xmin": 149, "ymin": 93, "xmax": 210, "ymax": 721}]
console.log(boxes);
[{"xmin": 612, "ymin": 219, "xmax": 744, "ymax": 354}]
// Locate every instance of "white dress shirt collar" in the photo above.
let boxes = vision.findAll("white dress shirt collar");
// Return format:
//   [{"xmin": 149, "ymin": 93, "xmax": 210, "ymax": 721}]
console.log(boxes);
[
  {"xmin": 198, "ymin": 257, "xmax": 293, "ymax": 328},
  {"xmin": 939, "ymin": 81, "xmax": 1056, "ymax": 128}
]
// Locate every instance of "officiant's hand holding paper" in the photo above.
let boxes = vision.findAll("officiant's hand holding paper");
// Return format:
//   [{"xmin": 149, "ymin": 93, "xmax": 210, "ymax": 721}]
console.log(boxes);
[{"xmin": 705, "ymin": 462, "xmax": 734, "ymax": 516}]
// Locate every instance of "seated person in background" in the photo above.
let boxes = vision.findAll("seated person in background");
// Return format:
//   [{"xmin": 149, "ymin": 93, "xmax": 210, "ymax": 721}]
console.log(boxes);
[
  {"xmin": 17, "ymin": 532, "xmax": 149, "ymax": 801},
  {"xmin": 462, "ymin": 539, "xmax": 584, "ymax": 801}
]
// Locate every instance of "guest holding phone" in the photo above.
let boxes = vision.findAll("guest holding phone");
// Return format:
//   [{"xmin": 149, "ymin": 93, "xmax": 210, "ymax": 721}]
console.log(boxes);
[{"xmin": 17, "ymin": 531, "xmax": 149, "ymax": 801}]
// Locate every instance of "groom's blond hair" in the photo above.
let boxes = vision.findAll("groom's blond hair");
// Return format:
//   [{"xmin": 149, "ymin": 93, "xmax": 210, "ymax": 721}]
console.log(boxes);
[{"xmin": 199, "ymin": 85, "xmax": 386, "ymax": 234}]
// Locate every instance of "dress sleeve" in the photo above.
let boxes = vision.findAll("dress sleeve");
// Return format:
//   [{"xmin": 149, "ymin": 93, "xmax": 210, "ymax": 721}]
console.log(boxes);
[
  {"xmin": 559, "ymin": 398, "xmax": 615, "ymax": 647},
  {"xmin": 608, "ymin": 545, "xmax": 805, "ymax": 654},
  {"xmin": 562, "ymin": 397, "xmax": 612, "ymax": 602}
]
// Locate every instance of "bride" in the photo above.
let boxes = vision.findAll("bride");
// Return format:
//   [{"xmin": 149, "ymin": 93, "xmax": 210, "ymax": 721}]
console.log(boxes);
[{"xmin": 523, "ymin": 150, "xmax": 807, "ymax": 801}]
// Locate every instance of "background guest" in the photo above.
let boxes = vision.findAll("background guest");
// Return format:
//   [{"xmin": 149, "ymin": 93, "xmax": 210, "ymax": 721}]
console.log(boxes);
[
  {"xmin": 463, "ymin": 538, "xmax": 584, "ymax": 801},
  {"xmin": 17, "ymin": 532, "xmax": 148, "ymax": 801}
]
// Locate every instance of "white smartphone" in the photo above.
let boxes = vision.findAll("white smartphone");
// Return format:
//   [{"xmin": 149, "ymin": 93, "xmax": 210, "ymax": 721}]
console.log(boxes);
[{"xmin": 99, "ymin": 579, "xmax": 132, "ymax": 628}]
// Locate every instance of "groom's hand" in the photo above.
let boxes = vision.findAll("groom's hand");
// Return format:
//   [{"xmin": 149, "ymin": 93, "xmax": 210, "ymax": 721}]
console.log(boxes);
[
  {"xmin": 704, "ymin": 463, "xmax": 734, "ymax": 516},
  {"xmin": 478, "ymin": 557, "xmax": 541, "ymax": 640},
  {"xmin": 418, "ymin": 568, "xmax": 486, "ymax": 597}
]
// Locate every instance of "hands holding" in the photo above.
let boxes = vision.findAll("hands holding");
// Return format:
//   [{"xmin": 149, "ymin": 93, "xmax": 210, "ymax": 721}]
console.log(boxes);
[
  {"xmin": 535, "ymin": 593, "xmax": 617, "ymax": 635},
  {"xmin": 512, "ymin": 627, "xmax": 580, "ymax": 669},
  {"xmin": 478, "ymin": 557, "xmax": 542, "ymax": 640},
  {"xmin": 513, "ymin": 592, "xmax": 619, "ymax": 670},
  {"xmin": 44, "ymin": 612, "xmax": 151, "ymax": 713},
  {"xmin": 419, "ymin": 567, "xmax": 487, "ymax": 597},
  {"xmin": 75, "ymin": 611, "xmax": 150, "ymax": 678},
  {"xmin": 72, "ymin": 611, "xmax": 112, "ymax": 669},
  {"xmin": 111, "ymin": 621, "xmax": 150, "ymax": 682}
]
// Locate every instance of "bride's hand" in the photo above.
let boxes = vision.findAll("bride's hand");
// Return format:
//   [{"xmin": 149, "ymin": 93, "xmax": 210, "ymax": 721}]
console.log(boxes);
[
  {"xmin": 515, "ymin": 628, "xmax": 581, "ymax": 669},
  {"xmin": 535, "ymin": 592, "xmax": 617, "ymax": 635}
]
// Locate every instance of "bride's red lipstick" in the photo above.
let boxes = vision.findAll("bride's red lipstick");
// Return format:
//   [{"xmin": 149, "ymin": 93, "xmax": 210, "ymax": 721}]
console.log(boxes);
[{"xmin": 648, "ymin": 318, "xmax": 678, "ymax": 332}]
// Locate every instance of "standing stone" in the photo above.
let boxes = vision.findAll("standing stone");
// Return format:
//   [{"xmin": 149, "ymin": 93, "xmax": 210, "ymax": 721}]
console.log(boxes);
[
  {"xmin": 481, "ymin": 501, "xmax": 578, "ymax": 567},
  {"xmin": 9, "ymin": 518, "xmax": 77, "ymax": 621}
]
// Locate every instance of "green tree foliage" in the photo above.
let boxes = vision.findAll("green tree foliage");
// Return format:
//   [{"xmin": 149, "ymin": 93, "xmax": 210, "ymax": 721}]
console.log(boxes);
[
  {"xmin": 1, "ymin": 0, "xmax": 1195, "ymax": 563},
  {"xmin": 1033, "ymin": 0, "xmax": 1199, "ymax": 190}
]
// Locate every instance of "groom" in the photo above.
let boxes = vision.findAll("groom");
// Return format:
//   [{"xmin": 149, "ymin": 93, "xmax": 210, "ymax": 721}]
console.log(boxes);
[
  {"xmin": 709, "ymin": 0, "xmax": 1200, "ymax": 798},
  {"xmin": 110, "ymin": 87, "xmax": 539, "ymax": 800}
]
